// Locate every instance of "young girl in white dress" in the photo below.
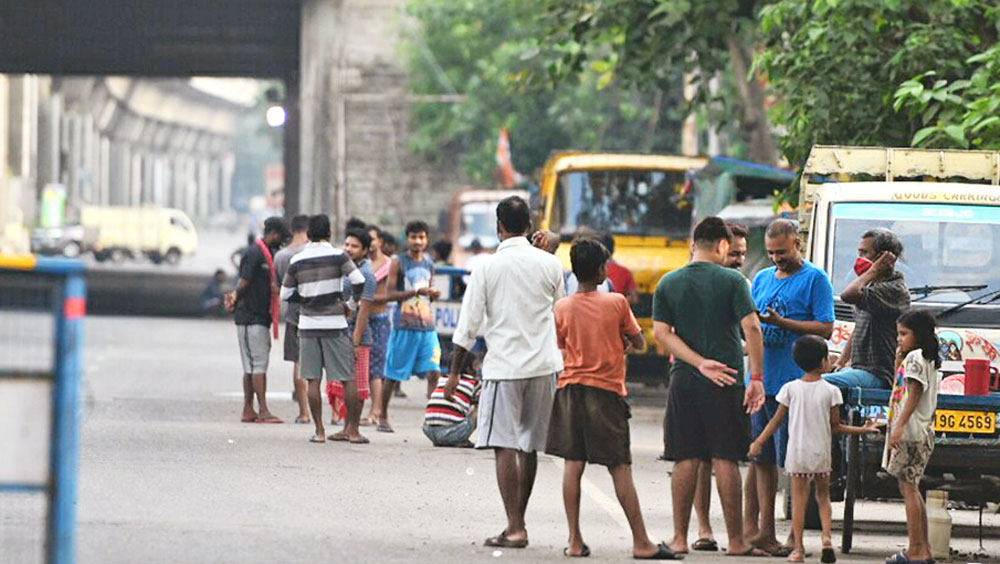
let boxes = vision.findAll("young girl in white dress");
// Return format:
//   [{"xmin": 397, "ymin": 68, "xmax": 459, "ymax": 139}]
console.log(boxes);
[{"xmin": 750, "ymin": 335, "xmax": 879, "ymax": 563}]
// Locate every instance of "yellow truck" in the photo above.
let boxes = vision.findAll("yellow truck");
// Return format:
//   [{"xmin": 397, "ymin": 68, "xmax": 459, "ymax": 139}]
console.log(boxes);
[
  {"xmin": 538, "ymin": 151, "xmax": 796, "ymax": 381},
  {"xmin": 538, "ymin": 152, "xmax": 708, "ymax": 377},
  {"xmin": 81, "ymin": 206, "xmax": 198, "ymax": 265}
]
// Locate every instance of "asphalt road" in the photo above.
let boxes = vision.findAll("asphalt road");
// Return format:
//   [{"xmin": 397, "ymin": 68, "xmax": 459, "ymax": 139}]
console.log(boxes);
[{"xmin": 8, "ymin": 316, "xmax": 1000, "ymax": 563}]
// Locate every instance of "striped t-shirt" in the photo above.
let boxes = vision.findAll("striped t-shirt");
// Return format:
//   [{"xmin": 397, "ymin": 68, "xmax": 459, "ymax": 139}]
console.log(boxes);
[
  {"xmin": 424, "ymin": 376, "xmax": 481, "ymax": 427},
  {"xmin": 280, "ymin": 241, "xmax": 366, "ymax": 337}
]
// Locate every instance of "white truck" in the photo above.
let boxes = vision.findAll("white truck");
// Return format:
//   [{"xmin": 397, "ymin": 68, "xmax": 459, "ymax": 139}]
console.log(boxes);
[
  {"xmin": 83, "ymin": 206, "xmax": 198, "ymax": 264},
  {"xmin": 798, "ymin": 146, "xmax": 1000, "ymax": 551}
]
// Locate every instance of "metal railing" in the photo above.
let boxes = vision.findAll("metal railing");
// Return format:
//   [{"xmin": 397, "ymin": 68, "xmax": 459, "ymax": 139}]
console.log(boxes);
[{"xmin": 0, "ymin": 255, "xmax": 85, "ymax": 564}]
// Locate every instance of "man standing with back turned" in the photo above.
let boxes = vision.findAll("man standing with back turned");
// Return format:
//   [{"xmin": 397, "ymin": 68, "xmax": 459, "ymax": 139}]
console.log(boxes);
[
  {"xmin": 446, "ymin": 196, "xmax": 565, "ymax": 550},
  {"xmin": 654, "ymin": 217, "xmax": 766, "ymax": 558}
]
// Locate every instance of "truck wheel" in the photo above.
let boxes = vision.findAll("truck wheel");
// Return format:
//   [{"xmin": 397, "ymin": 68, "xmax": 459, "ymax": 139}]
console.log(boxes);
[
  {"xmin": 148, "ymin": 251, "xmax": 163, "ymax": 264},
  {"xmin": 94, "ymin": 250, "xmax": 109, "ymax": 262},
  {"xmin": 62, "ymin": 241, "xmax": 81, "ymax": 258},
  {"xmin": 165, "ymin": 248, "xmax": 181, "ymax": 265},
  {"xmin": 110, "ymin": 248, "xmax": 127, "ymax": 264}
]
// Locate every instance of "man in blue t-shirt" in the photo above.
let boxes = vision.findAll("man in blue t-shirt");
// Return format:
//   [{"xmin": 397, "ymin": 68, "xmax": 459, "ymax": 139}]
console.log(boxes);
[{"xmin": 747, "ymin": 219, "xmax": 835, "ymax": 555}]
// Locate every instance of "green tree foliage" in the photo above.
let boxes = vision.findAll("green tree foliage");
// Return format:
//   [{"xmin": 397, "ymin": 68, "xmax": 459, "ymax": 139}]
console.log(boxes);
[
  {"xmin": 406, "ymin": 0, "xmax": 684, "ymax": 184},
  {"xmin": 756, "ymin": 0, "xmax": 997, "ymax": 167},
  {"xmin": 530, "ymin": 0, "xmax": 778, "ymax": 164},
  {"xmin": 894, "ymin": 38, "xmax": 1000, "ymax": 149}
]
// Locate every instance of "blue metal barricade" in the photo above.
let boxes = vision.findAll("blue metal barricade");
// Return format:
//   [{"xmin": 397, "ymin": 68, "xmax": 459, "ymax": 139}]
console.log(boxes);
[{"xmin": 0, "ymin": 255, "xmax": 85, "ymax": 564}]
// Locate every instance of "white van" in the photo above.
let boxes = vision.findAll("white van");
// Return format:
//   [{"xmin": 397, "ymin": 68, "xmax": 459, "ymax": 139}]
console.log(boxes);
[{"xmin": 82, "ymin": 206, "xmax": 198, "ymax": 265}]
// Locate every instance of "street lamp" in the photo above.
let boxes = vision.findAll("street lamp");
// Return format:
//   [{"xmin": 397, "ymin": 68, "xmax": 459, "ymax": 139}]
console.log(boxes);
[
  {"xmin": 265, "ymin": 86, "xmax": 285, "ymax": 128},
  {"xmin": 265, "ymin": 105, "xmax": 286, "ymax": 128}
]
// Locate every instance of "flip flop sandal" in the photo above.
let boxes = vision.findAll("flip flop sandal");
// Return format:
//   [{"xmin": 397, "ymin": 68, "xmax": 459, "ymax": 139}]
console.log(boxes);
[
  {"xmin": 349, "ymin": 436, "xmax": 371, "ymax": 444},
  {"xmin": 254, "ymin": 416, "xmax": 284, "ymax": 424},
  {"xmin": 821, "ymin": 547, "xmax": 837, "ymax": 563},
  {"xmin": 564, "ymin": 544, "xmax": 591, "ymax": 557},
  {"xmin": 376, "ymin": 423, "xmax": 394, "ymax": 433},
  {"xmin": 241, "ymin": 416, "xmax": 257, "ymax": 423},
  {"xmin": 327, "ymin": 433, "xmax": 350, "ymax": 442},
  {"xmin": 727, "ymin": 547, "xmax": 769, "ymax": 557},
  {"xmin": 484, "ymin": 530, "xmax": 528, "ymax": 549},
  {"xmin": 692, "ymin": 538, "xmax": 718, "ymax": 552},
  {"xmin": 309, "ymin": 435, "xmax": 326, "ymax": 443},
  {"xmin": 293, "ymin": 417, "xmax": 311, "ymax": 424},
  {"xmin": 787, "ymin": 552, "xmax": 805, "ymax": 563},
  {"xmin": 634, "ymin": 542, "xmax": 684, "ymax": 560},
  {"xmin": 768, "ymin": 545, "xmax": 794, "ymax": 557}
]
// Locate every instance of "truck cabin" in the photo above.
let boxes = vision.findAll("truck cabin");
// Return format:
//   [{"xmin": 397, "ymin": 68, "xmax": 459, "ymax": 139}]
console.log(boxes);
[{"xmin": 800, "ymin": 146, "xmax": 1000, "ymax": 369}]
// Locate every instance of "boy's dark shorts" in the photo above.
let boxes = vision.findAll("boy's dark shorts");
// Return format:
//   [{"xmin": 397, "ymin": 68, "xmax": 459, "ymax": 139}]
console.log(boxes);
[
  {"xmin": 663, "ymin": 375, "xmax": 749, "ymax": 462},
  {"xmin": 545, "ymin": 384, "xmax": 632, "ymax": 467}
]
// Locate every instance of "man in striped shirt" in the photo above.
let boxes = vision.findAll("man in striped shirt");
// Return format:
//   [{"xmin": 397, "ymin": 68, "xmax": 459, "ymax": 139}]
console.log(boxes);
[
  {"xmin": 280, "ymin": 214, "xmax": 367, "ymax": 443},
  {"xmin": 423, "ymin": 371, "xmax": 481, "ymax": 448}
]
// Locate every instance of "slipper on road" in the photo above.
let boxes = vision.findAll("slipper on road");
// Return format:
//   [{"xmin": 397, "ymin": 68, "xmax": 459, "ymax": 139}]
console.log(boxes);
[
  {"xmin": 727, "ymin": 547, "xmax": 769, "ymax": 557},
  {"xmin": 564, "ymin": 544, "xmax": 591, "ymax": 557},
  {"xmin": 241, "ymin": 416, "xmax": 257, "ymax": 423},
  {"xmin": 692, "ymin": 538, "xmax": 718, "ymax": 552},
  {"xmin": 376, "ymin": 423, "xmax": 394, "ymax": 433},
  {"xmin": 821, "ymin": 547, "xmax": 837, "ymax": 563},
  {"xmin": 484, "ymin": 530, "xmax": 528, "ymax": 549},
  {"xmin": 327, "ymin": 433, "xmax": 350, "ymax": 442},
  {"xmin": 349, "ymin": 436, "xmax": 370, "ymax": 444},
  {"xmin": 293, "ymin": 417, "xmax": 311, "ymax": 424},
  {"xmin": 309, "ymin": 435, "xmax": 326, "ymax": 443},
  {"xmin": 767, "ymin": 545, "xmax": 794, "ymax": 557},
  {"xmin": 634, "ymin": 543, "xmax": 684, "ymax": 560},
  {"xmin": 885, "ymin": 552, "xmax": 935, "ymax": 564},
  {"xmin": 254, "ymin": 416, "xmax": 284, "ymax": 424}
]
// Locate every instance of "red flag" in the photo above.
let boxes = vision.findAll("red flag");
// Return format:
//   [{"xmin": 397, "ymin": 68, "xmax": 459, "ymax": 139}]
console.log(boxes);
[{"xmin": 495, "ymin": 127, "xmax": 523, "ymax": 188}]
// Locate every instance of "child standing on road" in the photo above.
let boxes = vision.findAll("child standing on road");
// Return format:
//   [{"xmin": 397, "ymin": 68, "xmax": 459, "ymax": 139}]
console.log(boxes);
[
  {"xmin": 883, "ymin": 310, "xmax": 940, "ymax": 564},
  {"xmin": 750, "ymin": 335, "xmax": 877, "ymax": 563},
  {"xmin": 545, "ymin": 237, "xmax": 676, "ymax": 560}
]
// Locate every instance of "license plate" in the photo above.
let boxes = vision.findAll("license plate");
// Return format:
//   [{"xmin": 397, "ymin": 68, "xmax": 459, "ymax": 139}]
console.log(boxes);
[{"xmin": 933, "ymin": 410, "xmax": 996, "ymax": 434}]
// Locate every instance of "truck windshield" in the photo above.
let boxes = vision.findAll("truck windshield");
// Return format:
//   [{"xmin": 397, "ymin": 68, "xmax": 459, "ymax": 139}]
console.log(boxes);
[
  {"xmin": 458, "ymin": 202, "xmax": 499, "ymax": 249},
  {"xmin": 828, "ymin": 202, "xmax": 1000, "ymax": 304},
  {"xmin": 553, "ymin": 169, "xmax": 690, "ymax": 238}
]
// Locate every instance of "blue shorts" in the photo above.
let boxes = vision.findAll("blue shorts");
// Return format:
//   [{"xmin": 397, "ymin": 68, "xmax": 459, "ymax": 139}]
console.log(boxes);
[
  {"xmin": 384, "ymin": 329, "xmax": 441, "ymax": 381},
  {"xmin": 751, "ymin": 395, "xmax": 788, "ymax": 468}
]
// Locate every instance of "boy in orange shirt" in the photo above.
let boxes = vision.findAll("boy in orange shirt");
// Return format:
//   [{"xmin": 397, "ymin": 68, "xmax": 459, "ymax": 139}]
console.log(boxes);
[{"xmin": 545, "ymin": 237, "xmax": 678, "ymax": 560}]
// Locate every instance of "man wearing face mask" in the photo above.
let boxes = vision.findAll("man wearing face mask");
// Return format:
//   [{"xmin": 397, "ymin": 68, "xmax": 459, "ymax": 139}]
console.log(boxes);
[{"xmin": 824, "ymin": 228, "xmax": 910, "ymax": 390}]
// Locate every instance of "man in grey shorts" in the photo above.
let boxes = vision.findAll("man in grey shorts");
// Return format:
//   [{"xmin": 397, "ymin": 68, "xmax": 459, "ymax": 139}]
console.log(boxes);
[
  {"xmin": 274, "ymin": 214, "xmax": 310, "ymax": 424},
  {"xmin": 280, "ymin": 214, "xmax": 366, "ymax": 443},
  {"xmin": 227, "ymin": 216, "xmax": 289, "ymax": 424},
  {"xmin": 446, "ymin": 196, "xmax": 565, "ymax": 549}
]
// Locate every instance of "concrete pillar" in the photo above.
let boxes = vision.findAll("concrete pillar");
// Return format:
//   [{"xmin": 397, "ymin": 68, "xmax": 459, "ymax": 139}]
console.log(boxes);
[
  {"xmin": 37, "ymin": 92, "xmax": 61, "ymax": 187},
  {"xmin": 283, "ymin": 72, "xmax": 300, "ymax": 215},
  {"xmin": 98, "ymin": 136, "xmax": 110, "ymax": 205},
  {"xmin": 299, "ymin": 0, "xmax": 342, "ymax": 222},
  {"xmin": 129, "ymin": 149, "xmax": 142, "ymax": 206},
  {"xmin": 221, "ymin": 152, "xmax": 234, "ymax": 212}
]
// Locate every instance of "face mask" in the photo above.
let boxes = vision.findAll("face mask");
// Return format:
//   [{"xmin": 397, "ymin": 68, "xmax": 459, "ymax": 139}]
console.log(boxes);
[{"xmin": 854, "ymin": 256, "xmax": 874, "ymax": 276}]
